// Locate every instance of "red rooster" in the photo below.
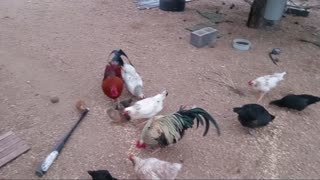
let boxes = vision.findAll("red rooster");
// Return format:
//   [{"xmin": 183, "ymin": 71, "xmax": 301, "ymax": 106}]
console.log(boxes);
[{"xmin": 102, "ymin": 63, "xmax": 124, "ymax": 108}]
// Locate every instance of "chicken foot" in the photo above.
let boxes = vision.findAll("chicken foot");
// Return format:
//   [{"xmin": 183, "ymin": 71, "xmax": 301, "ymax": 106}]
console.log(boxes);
[
  {"xmin": 151, "ymin": 147, "xmax": 162, "ymax": 154},
  {"xmin": 134, "ymin": 119, "xmax": 148, "ymax": 130},
  {"xmin": 256, "ymin": 92, "xmax": 265, "ymax": 103},
  {"xmin": 112, "ymin": 99, "xmax": 120, "ymax": 109}
]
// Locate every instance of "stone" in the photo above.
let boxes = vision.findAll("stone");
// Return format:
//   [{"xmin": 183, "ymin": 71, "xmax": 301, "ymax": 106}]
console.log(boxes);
[{"xmin": 190, "ymin": 27, "xmax": 218, "ymax": 48}]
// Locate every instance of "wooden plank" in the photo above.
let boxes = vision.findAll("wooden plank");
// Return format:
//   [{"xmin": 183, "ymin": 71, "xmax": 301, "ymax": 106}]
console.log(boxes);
[
  {"xmin": 0, "ymin": 139, "xmax": 23, "ymax": 159},
  {"xmin": 0, "ymin": 135, "xmax": 20, "ymax": 151},
  {"xmin": 0, "ymin": 131, "xmax": 30, "ymax": 168},
  {"xmin": 0, "ymin": 131, "xmax": 13, "ymax": 141},
  {"xmin": 0, "ymin": 143, "xmax": 30, "ymax": 168}
]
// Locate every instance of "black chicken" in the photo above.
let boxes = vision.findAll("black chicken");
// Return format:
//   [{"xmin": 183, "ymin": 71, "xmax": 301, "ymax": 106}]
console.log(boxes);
[
  {"xmin": 88, "ymin": 170, "xmax": 117, "ymax": 180},
  {"xmin": 270, "ymin": 94, "xmax": 320, "ymax": 111},
  {"xmin": 233, "ymin": 104, "xmax": 275, "ymax": 128}
]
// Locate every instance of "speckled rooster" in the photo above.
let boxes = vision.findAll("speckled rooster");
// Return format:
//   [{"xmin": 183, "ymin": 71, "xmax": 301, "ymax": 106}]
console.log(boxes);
[{"xmin": 136, "ymin": 106, "xmax": 221, "ymax": 149}]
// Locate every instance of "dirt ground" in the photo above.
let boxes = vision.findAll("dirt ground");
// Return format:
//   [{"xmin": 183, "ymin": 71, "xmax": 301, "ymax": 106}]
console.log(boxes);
[{"xmin": 1, "ymin": 0, "xmax": 320, "ymax": 179}]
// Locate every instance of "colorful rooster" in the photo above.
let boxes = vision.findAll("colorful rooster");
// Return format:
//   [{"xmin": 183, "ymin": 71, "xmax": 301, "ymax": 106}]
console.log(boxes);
[
  {"xmin": 102, "ymin": 62, "xmax": 124, "ymax": 108},
  {"xmin": 136, "ymin": 106, "xmax": 220, "ymax": 149}
]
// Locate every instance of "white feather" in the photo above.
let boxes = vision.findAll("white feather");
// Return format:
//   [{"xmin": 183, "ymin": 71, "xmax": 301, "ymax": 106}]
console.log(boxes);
[
  {"xmin": 121, "ymin": 64, "xmax": 144, "ymax": 98},
  {"xmin": 125, "ymin": 90, "xmax": 168, "ymax": 120},
  {"xmin": 251, "ymin": 72, "xmax": 287, "ymax": 93}
]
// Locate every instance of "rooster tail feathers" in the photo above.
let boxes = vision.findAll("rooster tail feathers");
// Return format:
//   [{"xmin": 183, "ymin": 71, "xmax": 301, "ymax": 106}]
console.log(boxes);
[
  {"xmin": 276, "ymin": 71, "xmax": 287, "ymax": 79},
  {"xmin": 280, "ymin": 72, "xmax": 287, "ymax": 75},
  {"xmin": 118, "ymin": 49, "xmax": 129, "ymax": 59},
  {"xmin": 176, "ymin": 107, "xmax": 220, "ymax": 137},
  {"xmin": 198, "ymin": 108, "xmax": 221, "ymax": 136},
  {"xmin": 118, "ymin": 49, "xmax": 135, "ymax": 66},
  {"xmin": 109, "ymin": 49, "xmax": 125, "ymax": 66}
]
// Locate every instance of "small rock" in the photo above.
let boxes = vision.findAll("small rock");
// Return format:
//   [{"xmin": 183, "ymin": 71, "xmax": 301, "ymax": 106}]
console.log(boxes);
[
  {"xmin": 236, "ymin": 168, "xmax": 241, "ymax": 173},
  {"xmin": 294, "ymin": 21, "xmax": 299, "ymax": 25},
  {"xmin": 230, "ymin": 3, "xmax": 235, "ymax": 9},
  {"xmin": 209, "ymin": 41, "xmax": 217, "ymax": 48},
  {"xmin": 26, "ymin": 81, "xmax": 31, "ymax": 84},
  {"xmin": 271, "ymin": 48, "xmax": 281, "ymax": 55},
  {"xmin": 222, "ymin": 2, "xmax": 226, "ymax": 5},
  {"xmin": 50, "ymin": 96, "xmax": 59, "ymax": 103},
  {"xmin": 34, "ymin": 93, "xmax": 39, "ymax": 96}
]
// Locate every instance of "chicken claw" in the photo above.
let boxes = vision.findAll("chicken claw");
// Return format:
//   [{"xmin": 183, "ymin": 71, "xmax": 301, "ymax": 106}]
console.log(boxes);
[
  {"xmin": 256, "ymin": 92, "xmax": 265, "ymax": 103},
  {"xmin": 151, "ymin": 147, "xmax": 162, "ymax": 154},
  {"xmin": 133, "ymin": 119, "xmax": 148, "ymax": 129}
]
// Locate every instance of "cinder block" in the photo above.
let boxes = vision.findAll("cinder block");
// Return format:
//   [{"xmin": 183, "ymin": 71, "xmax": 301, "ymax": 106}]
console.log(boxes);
[{"xmin": 190, "ymin": 27, "xmax": 218, "ymax": 48}]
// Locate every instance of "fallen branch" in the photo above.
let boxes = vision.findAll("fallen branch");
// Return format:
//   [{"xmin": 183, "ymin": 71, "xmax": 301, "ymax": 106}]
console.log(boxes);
[{"xmin": 298, "ymin": 39, "xmax": 320, "ymax": 47}]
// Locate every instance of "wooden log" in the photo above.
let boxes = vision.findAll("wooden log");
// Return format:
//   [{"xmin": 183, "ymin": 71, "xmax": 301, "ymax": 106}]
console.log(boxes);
[{"xmin": 246, "ymin": 0, "xmax": 267, "ymax": 28}]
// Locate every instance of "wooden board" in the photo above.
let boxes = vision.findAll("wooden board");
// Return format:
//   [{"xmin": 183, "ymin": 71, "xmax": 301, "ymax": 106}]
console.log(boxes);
[{"xmin": 0, "ymin": 131, "xmax": 30, "ymax": 168}]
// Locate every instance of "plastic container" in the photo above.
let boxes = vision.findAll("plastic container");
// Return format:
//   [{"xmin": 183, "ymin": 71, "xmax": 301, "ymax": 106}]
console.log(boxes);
[
  {"xmin": 233, "ymin": 39, "xmax": 251, "ymax": 51},
  {"xmin": 159, "ymin": 0, "xmax": 185, "ymax": 12},
  {"xmin": 264, "ymin": 0, "xmax": 287, "ymax": 21}
]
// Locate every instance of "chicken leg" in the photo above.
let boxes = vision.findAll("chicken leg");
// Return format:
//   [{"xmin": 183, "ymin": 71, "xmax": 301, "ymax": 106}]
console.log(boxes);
[
  {"xmin": 256, "ymin": 92, "xmax": 265, "ymax": 103},
  {"xmin": 112, "ymin": 98, "xmax": 120, "ymax": 109},
  {"xmin": 133, "ymin": 119, "xmax": 148, "ymax": 129}
]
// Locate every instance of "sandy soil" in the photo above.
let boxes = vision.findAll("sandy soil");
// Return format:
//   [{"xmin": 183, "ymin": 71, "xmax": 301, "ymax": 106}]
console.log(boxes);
[{"xmin": 1, "ymin": 0, "xmax": 320, "ymax": 179}]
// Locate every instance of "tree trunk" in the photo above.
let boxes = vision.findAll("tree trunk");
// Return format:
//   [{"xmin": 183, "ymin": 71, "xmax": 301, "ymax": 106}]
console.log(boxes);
[{"xmin": 246, "ymin": 0, "xmax": 267, "ymax": 28}]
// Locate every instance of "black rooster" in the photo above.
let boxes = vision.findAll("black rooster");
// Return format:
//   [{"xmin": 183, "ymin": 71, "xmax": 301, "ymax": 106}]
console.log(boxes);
[
  {"xmin": 270, "ymin": 94, "xmax": 320, "ymax": 111},
  {"xmin": 88, "ymin": 170, "xmax": 117, "ymax": 180},
  {"xmin": 233, "ymin": 104, "xmax": 275, "ymax": 128}
]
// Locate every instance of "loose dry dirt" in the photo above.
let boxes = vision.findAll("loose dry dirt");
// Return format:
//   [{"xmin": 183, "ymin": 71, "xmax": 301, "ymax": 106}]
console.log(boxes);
[{"xmin": 1, "ymin": 0, "xmax": 320, "ymax": 179}]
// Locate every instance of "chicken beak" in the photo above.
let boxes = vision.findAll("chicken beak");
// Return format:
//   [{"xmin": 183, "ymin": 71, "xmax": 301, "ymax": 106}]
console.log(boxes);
[{"xmin": 123, "ymin": 111, "xmax": 131, "ymax": 121}]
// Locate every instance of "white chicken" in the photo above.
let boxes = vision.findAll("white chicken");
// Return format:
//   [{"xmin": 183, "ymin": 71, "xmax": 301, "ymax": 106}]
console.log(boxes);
[
  {"xmin": 248, "ymin": 72, "xmax": 287, "ymax": 102},
  {"xmin": 109, "ymin": 49, "xmax": 144, "ymax": 99},
  {"xmin": 122, "ymin": 63, "xmax": 144, "ymax": 99},
  {"xmin": 123, "ymin": 90, "xmax": 168, "ymax": 121},
  {"xmin": 129, "ymin": 154, "xmax": 182, "ymax": 180}
]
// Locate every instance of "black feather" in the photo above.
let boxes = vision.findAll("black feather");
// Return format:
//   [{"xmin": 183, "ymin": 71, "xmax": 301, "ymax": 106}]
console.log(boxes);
[
  {"xmin": 110, "ymin": 49, "xmax": 135, "ymax": 67},
  {"xmin": 155, "ymin": 132, "xmax": 170, "ymax": 147},
  {"xmin": 233, "ymin": 104, "xmax": 275, "ymax": 128},
  {"xmin": 194, "ymin": 113, "xmax": 203, "ymax": 128},
  {"xmin": 270, "ymin": 94, "xmax": 320, "ymax": 111},
  {"xmin": 88, "ymin": 170, "xmax": 117, "ymax": 180},
  {"xmin": 174, "ymin": 107, "xmax": 221, "ymax": 137}
]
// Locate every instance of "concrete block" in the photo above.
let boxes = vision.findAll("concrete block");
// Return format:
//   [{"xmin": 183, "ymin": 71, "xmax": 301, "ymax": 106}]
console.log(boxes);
[{"xmin": 190, "ymin": 27, "xmax": 218, "ymax": 48}]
